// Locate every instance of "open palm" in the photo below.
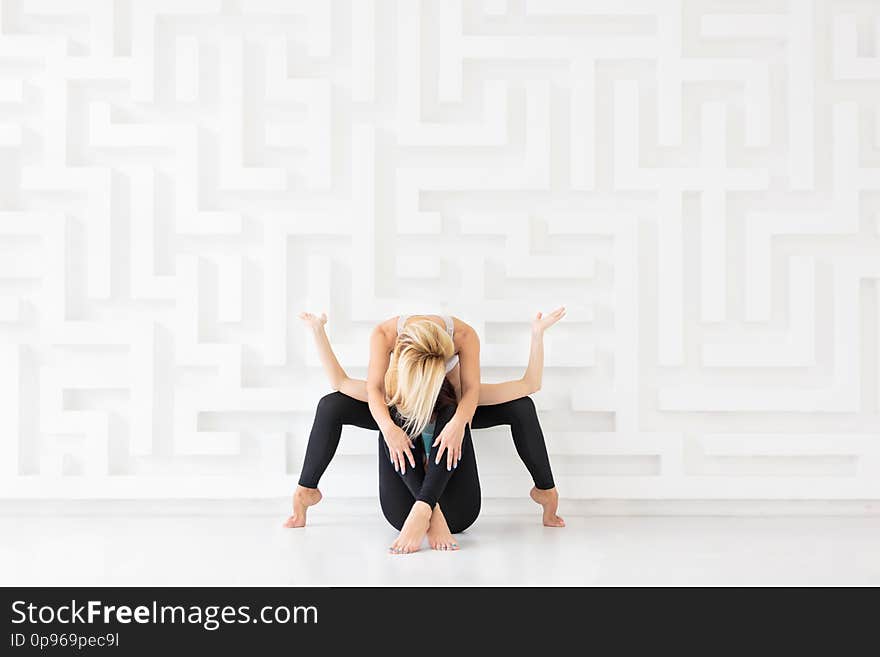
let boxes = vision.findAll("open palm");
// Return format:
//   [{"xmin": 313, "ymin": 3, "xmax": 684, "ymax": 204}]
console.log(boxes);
[
  {"xmin": 299, "ymin": 311, "xmax": 327, "ymax": 330},
  {"xmin": 531, "ymin": 306, "xmax": 565, "ymax": 334}
]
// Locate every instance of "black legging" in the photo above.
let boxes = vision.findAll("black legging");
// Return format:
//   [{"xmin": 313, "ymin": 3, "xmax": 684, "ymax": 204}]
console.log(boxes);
[
  {"xmin": 379, "ymin": 402, "xmax": 481, "ymax": 533},
  {"xmin": 297, "ymin": 392, "xmax": 555, "ymax": 533}
]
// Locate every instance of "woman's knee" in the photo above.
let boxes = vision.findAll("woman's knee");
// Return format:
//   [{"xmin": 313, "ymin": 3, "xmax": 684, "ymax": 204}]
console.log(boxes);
[
  {"xmin": 508, "ymin": 395, "xmax": 536, "ymax": 417},
  {"xmin": 315, "ymin": 391, "xmax": 347, "ymax": 416}
]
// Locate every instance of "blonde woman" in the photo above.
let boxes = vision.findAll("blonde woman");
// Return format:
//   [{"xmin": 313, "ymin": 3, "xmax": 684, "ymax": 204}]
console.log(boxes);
[{"xmin": 287, "ymin": 310, "xmax": 566, "ymax": 554}]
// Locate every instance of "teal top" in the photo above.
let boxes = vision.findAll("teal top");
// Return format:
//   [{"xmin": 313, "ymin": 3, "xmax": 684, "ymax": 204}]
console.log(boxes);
[{"xmin": 421, "ymin": 421, "xmax": 436, "ymax": 458}]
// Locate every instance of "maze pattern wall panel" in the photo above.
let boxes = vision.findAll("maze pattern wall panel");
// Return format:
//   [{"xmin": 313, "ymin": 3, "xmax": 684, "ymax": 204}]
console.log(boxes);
[{"xmin": 2, "ymin": 0, "xmax": 880, "ymax": 501}]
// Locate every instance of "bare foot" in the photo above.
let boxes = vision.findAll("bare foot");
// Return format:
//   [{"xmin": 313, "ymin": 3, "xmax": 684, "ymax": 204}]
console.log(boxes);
[
  {"xmin": 530, "ymin": 486, "xmax": 565, "ymax": 527},
  {"xmin": 282, "ymin": 486, "xmax": 322, "ymax": 528},
  {"xmin": 389, "ymin": 502, "xmax": 432, "ymax": 554},
  {"xmin": 426, "ymin": 506, "xmax": 459, "ymax": 551}
]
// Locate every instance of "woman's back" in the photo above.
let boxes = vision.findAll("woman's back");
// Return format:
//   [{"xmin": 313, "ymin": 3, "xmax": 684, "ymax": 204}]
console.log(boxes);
[{"xmin": 396, "ymin": 314, "xmax": 460, "ymax": 374}]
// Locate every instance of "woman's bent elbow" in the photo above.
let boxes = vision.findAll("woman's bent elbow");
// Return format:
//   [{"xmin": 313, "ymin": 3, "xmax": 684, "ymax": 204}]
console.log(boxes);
[{"xmin": 522, "ymin": 377, "xmax": 540, "ymax": 395}]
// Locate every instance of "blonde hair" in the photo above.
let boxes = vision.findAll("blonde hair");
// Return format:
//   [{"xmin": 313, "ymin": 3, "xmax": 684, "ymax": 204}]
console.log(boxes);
[{"xmin": 385, "ymin": 319, "xmax": 455, "ymax": 438}]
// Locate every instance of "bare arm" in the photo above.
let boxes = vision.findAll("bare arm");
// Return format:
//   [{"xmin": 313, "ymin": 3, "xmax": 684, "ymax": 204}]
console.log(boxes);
[
  {"xmin": 432, "ymin": 319, "xmax": 480, "ymax": 469},
  {"xmin": 300, "ymin": 312, "xmax": 368, "ymax": 402},
  {"xmin": 476, "ymin": 306, "xmax": 566, "ymax": 406},
  {"xmin": 454, "ymin": 324, "xmax": 481, "ymax": 425},
  {"xmin": 367, "ymin": 322, "xmax": 415, "ymax": 472},
  {"xmin": 366, "ymin": 324, "xmax": 394, "ymax": 430}
]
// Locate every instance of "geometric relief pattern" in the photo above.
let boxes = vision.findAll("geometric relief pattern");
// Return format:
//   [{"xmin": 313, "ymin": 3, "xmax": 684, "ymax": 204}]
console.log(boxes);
[{"xmin": 1, "ymin": 0, "xmax": 879, "ymax": 500}]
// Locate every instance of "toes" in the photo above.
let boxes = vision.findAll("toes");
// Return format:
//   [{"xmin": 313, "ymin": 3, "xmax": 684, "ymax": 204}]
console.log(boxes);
[{"xmin": 544, "ymin": 515, "xmax": 565, "ymax": 527}]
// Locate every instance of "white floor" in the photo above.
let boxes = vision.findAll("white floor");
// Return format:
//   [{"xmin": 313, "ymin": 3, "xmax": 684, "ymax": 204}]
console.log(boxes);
[{"xmin": 2, "ymin": 501, "xmax": 878, "ymax": 586}]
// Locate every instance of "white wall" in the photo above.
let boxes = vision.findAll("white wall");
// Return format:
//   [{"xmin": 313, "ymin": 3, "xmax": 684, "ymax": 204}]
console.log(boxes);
[{"xmin": 1, "ymin": 0, "xmax": 879, "ymax": 503}]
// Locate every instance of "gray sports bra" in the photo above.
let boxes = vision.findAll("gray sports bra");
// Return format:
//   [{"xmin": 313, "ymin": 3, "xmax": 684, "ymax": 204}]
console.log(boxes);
[{"xmin": 396, "ymin": 314, "xmax": 460, "ymax": 374}]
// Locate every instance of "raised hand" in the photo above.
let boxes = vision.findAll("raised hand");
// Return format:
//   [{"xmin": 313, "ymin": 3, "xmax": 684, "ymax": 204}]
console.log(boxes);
[
  {"xmin": 531, "ymin": 306, "xmax": 566, "ymax": 335},
  {"xmin": 299, "ymin": 311, "xmax": 328, "ymax": 331}
]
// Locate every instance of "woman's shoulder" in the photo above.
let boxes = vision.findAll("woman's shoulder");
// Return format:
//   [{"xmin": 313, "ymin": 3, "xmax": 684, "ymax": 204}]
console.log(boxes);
[
  {"xmin": 371, "ymin": 317, "xmax": 400, "ymax": 343},
  {"xmin": 386, "ymin": 314, "xmax": 475, "ymax": 344},
  {"xmin": 449, "ymin": 316, "xmax": 476, "ymax": 343}
]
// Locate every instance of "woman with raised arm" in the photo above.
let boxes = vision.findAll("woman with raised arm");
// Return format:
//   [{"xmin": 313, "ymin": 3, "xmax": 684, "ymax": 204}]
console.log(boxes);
[{"xmin": 286, "ymin": 310, "xmax": 566, "ymax": 553}]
